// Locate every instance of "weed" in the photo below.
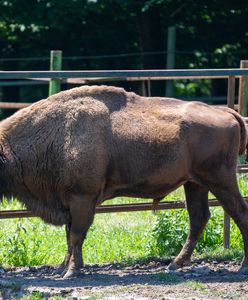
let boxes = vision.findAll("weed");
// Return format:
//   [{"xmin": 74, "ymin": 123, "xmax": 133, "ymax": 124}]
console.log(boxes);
[
  {"xmin": 152, "ymin": 272, "xmax": 181, "ymax": 283},
  {"xmin": 52, "ymin": 296, "xmax": 74, "ymax": 300},
  {"xmin": 185, "ymin": 280, "xmax": 207, "ymax": 290},
  {"xmin": 148, "ymin": 209, "xmax": 189, "ymax": 257},
  {"xmin": 22, "ymin": 291, "xmax": 44, "ymax": 300}
]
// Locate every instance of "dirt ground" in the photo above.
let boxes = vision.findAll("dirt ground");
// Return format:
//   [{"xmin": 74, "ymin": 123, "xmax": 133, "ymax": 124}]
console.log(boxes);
[{"xmin": 1, "ymin": 258, "xmax": 248, "ymax": 300}]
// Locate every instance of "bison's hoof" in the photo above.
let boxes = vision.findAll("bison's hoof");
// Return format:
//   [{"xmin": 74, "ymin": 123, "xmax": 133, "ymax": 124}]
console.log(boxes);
[
  {"xmin": 167, "ymin": 261, "xmax": 180, "ymax": 271},
  {"xmin": 168, "ymin": 259, "xmax": 191, "ymax": 271},
  {"xmin": 238, "ymin": 266, "xmax": 248, "ymax": 275},
  {"xmin": 62, "ymin": 268, "xmax": 80, "ymax": 279},
  {"xmin": 53, "ymin": 265, "xmax": 66, "ymax": 276}
]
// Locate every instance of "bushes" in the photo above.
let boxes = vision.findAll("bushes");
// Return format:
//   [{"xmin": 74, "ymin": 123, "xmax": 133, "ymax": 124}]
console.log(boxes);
[
  {"xmin": 148, "ymin": 208, "xmax": 224, "ymax": 257},
  {"xmin": 147, "ymin": 210, "xmax": 189, "ymax": 257}
]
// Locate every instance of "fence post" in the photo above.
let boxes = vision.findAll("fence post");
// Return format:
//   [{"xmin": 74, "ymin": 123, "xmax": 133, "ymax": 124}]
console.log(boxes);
[
  {"xmin": 223, "ymin": 75, "xmax": 236, "ymax": 249},
  {"xmin": 238, "ymin": 60, "xmax": 248, "ymax": 117},
  {"xmin": 227, "ymin": 76, "xmax": 235, "ymax": 109},
  {"xmin": 223, "ymin": 213, "xmax": 230, "ymax": 249},
  {"xmin": 165, "ymin": 26, "xmax": 176, "ymax": 97},
  {"xmin": 49, "ymin": 50, "xmax": 62, "ymax": 96}
]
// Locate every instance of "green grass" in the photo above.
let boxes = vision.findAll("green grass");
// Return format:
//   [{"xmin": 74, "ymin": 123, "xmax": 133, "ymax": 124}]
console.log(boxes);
[
  {"xmin": 185, "ymin": 280, "xmax": 207, "ymax": 290},
  {"xmin": 0, "ymin": 175, "xmax": 247, "ymax": 267},
  {"xmin": 152, "ymin": 272, "xmax": 181, "ymax": 283}
]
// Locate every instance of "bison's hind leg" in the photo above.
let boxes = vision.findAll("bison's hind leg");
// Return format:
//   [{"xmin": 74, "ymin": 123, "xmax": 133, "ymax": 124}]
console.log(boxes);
[
  {"xmin": 168, "ymin": 182, "xmax": 210, "ymax": 270},
  {"xmin": 207, "ymin": 167, "xmax": 248, "ymax": 272}
]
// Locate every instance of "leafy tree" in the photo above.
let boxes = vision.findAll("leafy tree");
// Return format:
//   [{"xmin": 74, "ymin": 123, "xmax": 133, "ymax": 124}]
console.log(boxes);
[{"xmin": 0, "ymin": 0, "xmax": 248, "ymax": 105}]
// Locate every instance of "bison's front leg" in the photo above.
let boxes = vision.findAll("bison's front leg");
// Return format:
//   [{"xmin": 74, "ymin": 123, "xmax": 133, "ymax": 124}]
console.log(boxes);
[
  {"xmin": 60, "ymin": 195, "xmax": 96, "ymax": 278},
  {"xmin": 169, "ymin": 182, "xmax": 210, "ymax": 270},
  {"xmin": 55, "ymin": 223, "xmax": 72, "ymax": 275}
]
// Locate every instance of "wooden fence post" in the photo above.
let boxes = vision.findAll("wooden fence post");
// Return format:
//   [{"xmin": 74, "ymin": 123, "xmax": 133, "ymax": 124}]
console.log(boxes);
[
  {"xmin": 223, "ymin": 213, "xmax": 230, "ymax": 249},
  {"xmin": 165, "ymin": 26, "xmax": 176, "ymax": 97},
  {"xmin": 49, "ymin": 50, "xmax": 62, "ymax": 96},
  {"xmin": 223, "ymin": 75, "xmax": 236, "ymax": 249},
  {"xmin": 227, "ymin": 76, "xmax": 235, "ymax": 109},
  {"xmin": 238, "ymin": 60, "xmax": 248, "ymax": 117}
]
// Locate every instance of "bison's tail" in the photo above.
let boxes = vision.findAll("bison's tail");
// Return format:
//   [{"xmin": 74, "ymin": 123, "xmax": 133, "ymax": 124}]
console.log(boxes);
[{"xmin": 226, "ymin": 109, "xmax": 248, "ymax": 155}]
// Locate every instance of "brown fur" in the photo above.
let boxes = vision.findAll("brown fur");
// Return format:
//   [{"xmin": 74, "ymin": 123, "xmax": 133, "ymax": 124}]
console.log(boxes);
[{"xmin": 0, "ymin": 85, "xmax": 248, "ymax": 277}]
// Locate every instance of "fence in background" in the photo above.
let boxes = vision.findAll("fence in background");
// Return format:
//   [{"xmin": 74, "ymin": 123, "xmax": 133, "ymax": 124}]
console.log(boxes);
[{"xmin": 0, "ymin": 56, "xmax": 248, "ymax": 249}]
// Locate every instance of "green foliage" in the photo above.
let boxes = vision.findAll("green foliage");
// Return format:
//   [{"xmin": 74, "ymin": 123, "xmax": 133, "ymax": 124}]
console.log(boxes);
[
  {"xmin": 148, "ymin": 209, "xmax": 189, "ymax": 257},
  {"xmin": 1, "ymin": 0, "xmax": 248, "ymax": 100},
  {"xmin": 0, "ymin": 198, "xmax": 65, "ymax": 267},
  {"xmin": 0, "ymin": 0, "xmax": 247, "ymax": 118},
  {"xmin": 238, "ymin": 174, "xmax": 248, "ymax": 192},
  {"xmin": 23, "ymin": 291, "xmax": 44, "ymax": 300},
  {"xmin": 83, "ymin": 211, "xmax": 155, "ymax": 264},
  {"xmin": 0, "ymin": 198, "xmax": 156, "ymax": 267},
  {"xmin": 196, "ymin": 209, "xmax": 223, "ymax": 252},
  {"xmin": 148, "ymin": 208, "xmax": 225, "ymax": 257},
  {"xmin": 196, "ymin": 246, "xmax": 243, "ymax": 262},
  {"xmin": 174, "ymin": 80, "xmax": 211, "ymax": 99},
  {"xmin": 1, "ymin": 220, "xmax": 47, "ymax": 266},
  {"xmin": 186, "ymin": 280, "xmax": 207, "ymax": 290},
  {"xmin": 152, "ymin": 272, "xmax": 181, "ymax": 283}
]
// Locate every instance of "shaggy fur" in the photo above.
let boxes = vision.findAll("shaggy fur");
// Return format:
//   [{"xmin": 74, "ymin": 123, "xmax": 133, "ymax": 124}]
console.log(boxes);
[{"xmin": 0, "ymin": 85, "xmax": 248, "ymax": 278}]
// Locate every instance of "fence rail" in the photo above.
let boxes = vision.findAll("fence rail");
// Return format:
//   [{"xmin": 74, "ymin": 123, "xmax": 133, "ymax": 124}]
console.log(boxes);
[
  {"xmin": 1, "ymin": 68, "xmax": 248, "ymax": 80},
  {"xmin": 1, "ymin": 198, "xmax": 248, "ymax": 220}
]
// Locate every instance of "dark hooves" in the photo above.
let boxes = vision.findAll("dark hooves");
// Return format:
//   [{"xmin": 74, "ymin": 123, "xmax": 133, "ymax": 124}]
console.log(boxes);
[
  {"xmin": 238, "ymin": 266, "xmax": 248, "ymax": 275},
  {"xmin": 62, "ymin": 268, "xmax": 81, "ymax": 279}
]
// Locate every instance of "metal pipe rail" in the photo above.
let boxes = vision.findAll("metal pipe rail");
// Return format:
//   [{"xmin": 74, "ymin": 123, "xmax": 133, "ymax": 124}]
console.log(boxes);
[
  {"xmin": 0, "ymin": 200, "xmax": 220, "ymax": 219},
  {"xmin": 1, "ymin": 198, "xmax": 248, "ymax": 219},
  {"xmin": 1, "ymin": 68, "xmax": 248, "ymax": 80}
]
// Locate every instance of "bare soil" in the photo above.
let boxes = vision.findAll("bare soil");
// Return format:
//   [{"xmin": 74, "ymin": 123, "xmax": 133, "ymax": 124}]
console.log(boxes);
[{"xmin": 1, "ymin": 258, "xmax": 248, "ymax": 299}]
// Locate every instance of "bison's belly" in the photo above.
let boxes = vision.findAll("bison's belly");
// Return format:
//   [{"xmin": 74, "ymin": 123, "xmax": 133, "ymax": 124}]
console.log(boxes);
[
  {"xmin": 102, "ymin": 145, "xmax": 190, "ymax": 200},
  {"xmin": 104, "ymin": 178, "xmax": 187, "ymax": 200}
]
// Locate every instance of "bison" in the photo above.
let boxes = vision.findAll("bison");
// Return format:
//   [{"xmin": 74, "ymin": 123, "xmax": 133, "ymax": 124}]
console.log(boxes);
[{"xmin": 0, "ymin": 85, "xmax": 248, "ymax": 278}]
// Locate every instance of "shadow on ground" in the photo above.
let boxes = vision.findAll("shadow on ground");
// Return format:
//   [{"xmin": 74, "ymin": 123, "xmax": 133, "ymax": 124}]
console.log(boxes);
[{"xmin": 1, "ymin": 258, "xmax": 248, "ymax": 289}]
